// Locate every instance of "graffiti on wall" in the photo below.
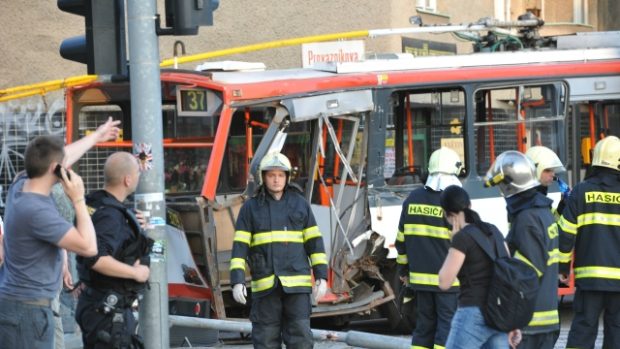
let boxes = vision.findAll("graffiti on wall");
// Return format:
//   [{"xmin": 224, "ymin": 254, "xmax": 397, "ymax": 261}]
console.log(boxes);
[{"xmin": 0, "ymin": 93, "xmax": 66, "ymax": 208}]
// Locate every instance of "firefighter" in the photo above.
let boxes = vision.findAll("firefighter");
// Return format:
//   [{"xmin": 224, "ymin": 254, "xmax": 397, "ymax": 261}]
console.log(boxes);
[
  {"xmin": 229, "ymin": 152, "xmax": 328, "ymax": 349},
  {"xmin": 395, "ymin": 147, "xmax": 462, "ymax": 349},
  {"xmin": 75, "ymin": 152, "xmax": 153, "ymax": 349},
  {"xmin": 485, "ymin": 151, "xmax": 559, "ymax": 349},
  {"xmin": 525, "ymin": 145, "xmax": 570, "ymax": 216},
  {"xmin": 558, "ymin": 135, "xmax": 620, "ymax": 349}
]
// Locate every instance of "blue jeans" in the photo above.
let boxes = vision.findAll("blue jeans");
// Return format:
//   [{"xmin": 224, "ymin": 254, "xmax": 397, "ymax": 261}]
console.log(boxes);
[
  {"xmin": 0, "ymin": 297, "xmax": 55, "ymax": 349},
  {"xmin": 446, "ymin": 306, "xmax": 508, "ymax": 349}
]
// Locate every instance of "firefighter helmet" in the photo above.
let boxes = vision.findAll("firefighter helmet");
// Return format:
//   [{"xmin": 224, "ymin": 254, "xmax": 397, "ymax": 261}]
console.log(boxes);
[
  {"xmin": 258, "ymin": 152, "xmax": 292, "ymax": 185},
  {"xmin": 525, "ymin": 146, "xmax": 566, "ymax": 180},
  {"xmin": 485, "ymin": 150, "xmax": 540, "ymax": 198},
  {"xmin": 592, "ymin": 135, "xmax": 620, "ymax": 171},
  {"xmin": 428, "ymin": 147, "xmax": 463, "ymax": 175}
]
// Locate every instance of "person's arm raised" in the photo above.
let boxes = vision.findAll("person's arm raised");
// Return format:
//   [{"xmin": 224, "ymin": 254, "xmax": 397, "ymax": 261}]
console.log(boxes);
[
  {"xmin": 63, "ymin": 117, "xmax": 121, "ymax": 167},
  {"xmin": 56, "ymin": 169, "xmax": 97, "ymax": 256}
]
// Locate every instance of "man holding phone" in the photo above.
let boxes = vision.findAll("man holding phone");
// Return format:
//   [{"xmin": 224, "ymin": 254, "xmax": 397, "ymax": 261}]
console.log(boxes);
[{"xmin": 0, "ymin": 118, "xmax": 120, "ymax": 348}]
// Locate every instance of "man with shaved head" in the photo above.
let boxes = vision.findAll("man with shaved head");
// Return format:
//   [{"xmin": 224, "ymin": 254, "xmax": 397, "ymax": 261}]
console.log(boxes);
[{"xmin": 75, "ymin": 152, "xmax": 153, "ymax": 349}]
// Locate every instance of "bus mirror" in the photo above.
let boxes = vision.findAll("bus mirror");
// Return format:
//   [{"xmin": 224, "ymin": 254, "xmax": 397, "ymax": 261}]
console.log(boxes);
[{"xmin": 283, "ymin": 90, "xmax": 373, "ymax": 122}]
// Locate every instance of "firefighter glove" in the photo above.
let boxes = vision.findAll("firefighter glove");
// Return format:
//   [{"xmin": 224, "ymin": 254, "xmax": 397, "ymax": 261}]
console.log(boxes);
[
  {"xmin": 313, "ymin": 279, "xmax": 327, "ymax": 304},
  {"xmin": 232, "ymin": 283, "xmax": 247, "ymax": 305}
]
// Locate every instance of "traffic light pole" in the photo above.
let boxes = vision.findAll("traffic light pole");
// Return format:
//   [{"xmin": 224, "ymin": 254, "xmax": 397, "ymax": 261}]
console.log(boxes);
[{"xmin": 127, "ymin": 0, "xmax": 169, "ymax": 348}]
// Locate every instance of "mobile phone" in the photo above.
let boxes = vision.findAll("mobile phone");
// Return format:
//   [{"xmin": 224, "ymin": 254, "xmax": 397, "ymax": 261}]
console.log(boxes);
[{"xmin": 54, "ymin": 164, "xmax": 71, "ymax": 181}]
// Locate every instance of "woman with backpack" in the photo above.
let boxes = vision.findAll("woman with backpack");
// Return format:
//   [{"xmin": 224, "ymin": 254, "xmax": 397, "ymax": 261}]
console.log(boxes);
[{"xmin": 437, "ymin": 185, "xmax": 521, "ymax": 349}]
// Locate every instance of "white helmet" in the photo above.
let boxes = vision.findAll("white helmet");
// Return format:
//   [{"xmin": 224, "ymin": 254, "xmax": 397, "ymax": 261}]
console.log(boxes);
[
  {"xmin": 525, "ymin": 146, "xmax": 566, "ymax": 180},
  {"xmin": 485, "ymin": 151, "xmax": 540, "ymax": 198},
  {"xmin": 258, "ymin": 152, "xmax": 292, "ymax": 185},
  {"xmin": 428, "ymin": 147, "xmax": 463, "ymax": 175},
  {"xmin": 592, "ymin": 135, "xmax": 620, "ymax": 171}
]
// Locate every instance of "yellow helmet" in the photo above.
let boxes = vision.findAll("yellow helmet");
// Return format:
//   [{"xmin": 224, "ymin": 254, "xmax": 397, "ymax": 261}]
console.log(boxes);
[
  {"xmin": 258, "ymin": 152, "xmax": 292, "ymax": 185},
  {"xmin": 592, "ymin": 135, "xmax": 620, "ymax": 171},
  {"xmin": 485, "ymin": 151, "xmax": 539, "ymax": 198},
  {"xmin": 428, "ymin": 147, "xmax": 463, "ymax": 175},
  {"xmin": 525, "ymin": 146, "xmax": 566, "ymax": 180}
]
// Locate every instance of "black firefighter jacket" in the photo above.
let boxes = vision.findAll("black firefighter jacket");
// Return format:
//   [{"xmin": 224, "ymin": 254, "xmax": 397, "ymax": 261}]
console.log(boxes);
[
  {"xmin": 395, "ymin": 186, "xmax": 459, "ymax": 292},
  {"xmin": 506, "ymin": 189, "xmax": 560, "ymax": 334},
  {"xmin": 229, "ymin": 187, "xmax": 328, "ymax": 298},
  {"xmin": 558, "ymin": 168, "xmax": 620, "ymax": 292}
]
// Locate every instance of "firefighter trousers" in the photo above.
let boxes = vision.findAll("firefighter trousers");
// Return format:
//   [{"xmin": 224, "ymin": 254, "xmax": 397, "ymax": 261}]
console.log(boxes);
[
  {"xmin": 517, "ymin": 330, "xmax": 559, "ymax": 349},
  {"xmin": 412, "ymin": 290, "xmax": 457, "ymax": 348},
  {"xmin": 249, "ymin": 283, "xmax": 313, "ymax": 349},
  {"xmin": 567, "ymin": 289, "xmax": 620, "ymax": 349}
]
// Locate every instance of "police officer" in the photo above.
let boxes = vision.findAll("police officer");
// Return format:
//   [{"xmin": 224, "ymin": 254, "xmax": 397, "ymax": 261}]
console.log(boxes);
[
  {"xmin": 525, "ymin": 145, "xmax": 570, "ymax": 216},
  {"xmin": 395, "ymin": 147, "xmax": 462, "ymax": 349},
  {"xmin": 229, "ymin": 152, "xmax": 328, "ymax": 349},
  {"xmin": 76, "ymin": 152, "xmax": 153, "ymax": 349},
  {"xmin": 558, "ymin": 135, "xmax": 620, "ymax": 349},
  {"xmin": 485, "ymin": 151, "xmax": 559, "ymax": 349}
]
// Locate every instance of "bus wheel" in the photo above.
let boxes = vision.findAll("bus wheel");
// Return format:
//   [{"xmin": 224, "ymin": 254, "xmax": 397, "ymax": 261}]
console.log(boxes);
[{"xmin": 380, "ymin": 266, "xmax": 415, "ymax": 333}]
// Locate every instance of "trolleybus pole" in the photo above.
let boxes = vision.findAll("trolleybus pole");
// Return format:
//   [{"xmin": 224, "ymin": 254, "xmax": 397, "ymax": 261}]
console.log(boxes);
[{"xmin": 127, "ymin": 0, "xmax": 169, "ymax": 348}]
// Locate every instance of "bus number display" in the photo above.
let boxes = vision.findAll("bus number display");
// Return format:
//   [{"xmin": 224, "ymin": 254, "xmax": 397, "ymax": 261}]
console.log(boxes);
[{"xmin": 180, "ymin": 89, "xmax": 208, "ymax": 115}]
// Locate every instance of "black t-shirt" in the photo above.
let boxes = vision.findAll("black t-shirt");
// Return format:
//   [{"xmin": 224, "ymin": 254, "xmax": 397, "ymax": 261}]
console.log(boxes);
[{"xmin": 450, "ymin": 224, "xmax": 494, "ymax": 307}]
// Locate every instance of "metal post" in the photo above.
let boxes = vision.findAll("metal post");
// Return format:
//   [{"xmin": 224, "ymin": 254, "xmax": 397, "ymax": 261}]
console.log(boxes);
[
  {"xmin": 126, "ymin": 1, "xmax": 169, "ymax": 348},
  {"xmin": 169, "ymin": 316, "xmax": 411, "ymax": 349}
]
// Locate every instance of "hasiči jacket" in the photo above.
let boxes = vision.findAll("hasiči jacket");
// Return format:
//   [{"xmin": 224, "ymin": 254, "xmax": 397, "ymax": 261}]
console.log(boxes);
[
  {"xmin": 396, "ymin": 187, "xmax": 459, "ymax": 292},
  {"xmin": 506, "ymin": 189, "xmax": 560, "ymax": 334},
  {"xmin": 558, "ymin": 168, "xmax": 620, "ymax": 292},
  {"xmin": 229, "ymin": 187, "xmax": 328, "ymax": 298}
]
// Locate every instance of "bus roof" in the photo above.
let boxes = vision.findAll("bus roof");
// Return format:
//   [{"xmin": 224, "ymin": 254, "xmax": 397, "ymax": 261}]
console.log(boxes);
[
  {"xmin": 181, "ymin": 46, "xmax": 620, "ymax": 88},
  {"xmin": 312, "ymin": 47, "xmax": 620, "ymax": 73},
  {"xmin": 209, "ymin": 68, "xmax": 335, "ymax": 84}
]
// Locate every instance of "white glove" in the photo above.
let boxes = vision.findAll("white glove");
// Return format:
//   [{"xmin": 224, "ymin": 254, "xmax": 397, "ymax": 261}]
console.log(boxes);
[
  {"xmin": 313, "ymin": 279, "xmax": 327, "ymax": 304},
  {"xmin": 232, "ymin": 284, "xmax": 247, "ymax": 305}
]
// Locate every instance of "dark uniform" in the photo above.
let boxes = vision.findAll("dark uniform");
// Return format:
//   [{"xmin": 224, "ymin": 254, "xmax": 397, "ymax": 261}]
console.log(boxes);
[
  {"xmin": 558, "ymin": 167, "xmax": 620, "ymax": 349},
  {"xmin": 395, "ymin": 187, "xmax": 458, "ymax": 349},
  {"xmin": 505, "ymin": 188, "xmax": 560, "ymax": 349},
  {"xmin": 75, "ymin": 190, "xmax": 152, "ymax": 349},
  {"xmin": 230, "ymin": 187, "xmax": 328, "ymax": 349}
]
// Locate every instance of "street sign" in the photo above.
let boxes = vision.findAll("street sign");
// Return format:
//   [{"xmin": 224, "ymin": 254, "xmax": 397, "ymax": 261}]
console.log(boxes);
[{"xmin": 301, "ymin": 40, "xmax": 364, "ymax": 68}]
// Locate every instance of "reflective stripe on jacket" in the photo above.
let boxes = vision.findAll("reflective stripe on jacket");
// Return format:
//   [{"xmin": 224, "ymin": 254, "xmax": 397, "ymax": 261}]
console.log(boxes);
[
  {"xmin": 506, "ymin": 190, "xmax": 559, "ymax": 333},
  {"xmin": 395, "ymin": 187, "xmax": 458, "ymax": 292},
  {"xmin": 229, "ymin": 188, "xmax": 328, "ymax": 297},
  {"xmin": 559, "ymin": 169, "xmax": 620, "ymax": 292}
]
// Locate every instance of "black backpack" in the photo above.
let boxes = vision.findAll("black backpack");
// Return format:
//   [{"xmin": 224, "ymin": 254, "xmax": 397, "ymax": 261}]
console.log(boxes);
[{"xmin": 469, "ymin": 227, "xmax": 540, "ymax": 332}]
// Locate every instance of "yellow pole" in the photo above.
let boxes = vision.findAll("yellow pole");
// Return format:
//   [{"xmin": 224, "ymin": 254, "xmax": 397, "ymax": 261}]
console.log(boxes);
[
  {"xmin": 1, "ymin": 30, "xmax": 371, "ymax": 102},
  {"xmin": 0, "ymin": 75, "xmax": 96, "ymax": 102},
  {"xmin": 160, "ymin": 30, "xmax": 369, "ymax": 67}
]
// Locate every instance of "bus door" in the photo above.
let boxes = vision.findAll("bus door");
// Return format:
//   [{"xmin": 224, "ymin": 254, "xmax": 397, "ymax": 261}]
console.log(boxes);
[
  {"xmin": 247, "ymin": 90, "xmax": 376, "ymax": 306},
  {"xmin": 210, "ymin": 103, "xmax": 276, "ymax": 291},
  {"xmin": 369, "ymin": 87, "xmax": 467, "ymax": 259},
  {"xmin": 471, "ymin": 82, "xmax": 568, "ymax": 234},
  {"xmin": 566, "ymin": 76, "xmax": 620, "ymax": 185}
]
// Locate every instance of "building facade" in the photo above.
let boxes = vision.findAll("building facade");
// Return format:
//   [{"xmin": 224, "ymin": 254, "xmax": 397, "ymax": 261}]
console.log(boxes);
[{"xmin": 0, "ymin": 0, "xmax": 618, "ymax": 88}]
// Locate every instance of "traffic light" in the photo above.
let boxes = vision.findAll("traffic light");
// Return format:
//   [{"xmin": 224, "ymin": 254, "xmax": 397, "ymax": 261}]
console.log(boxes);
[
  {"xmin": 161, "ymin": 0, "xmax": 219, "ymax": 36},
  {"xmin": 58, "ymin": 0, "xmax": 127, "ymax": 75}
]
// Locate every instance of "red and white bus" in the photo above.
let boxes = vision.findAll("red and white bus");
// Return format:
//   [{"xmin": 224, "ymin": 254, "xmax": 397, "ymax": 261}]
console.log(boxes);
[{"xmin": 58, "ymin": 31, "xmax": 620, "ymax": 334}]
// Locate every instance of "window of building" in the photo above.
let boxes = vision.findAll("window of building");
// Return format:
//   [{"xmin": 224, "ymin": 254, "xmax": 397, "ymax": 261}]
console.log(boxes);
[
  {"xmin": 416, "ymin": 0, "xmax": 437, "ymax": 12},
  {"xmin": 573, "ymin": 0, "xmax": 588, "ymax": 24}
]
